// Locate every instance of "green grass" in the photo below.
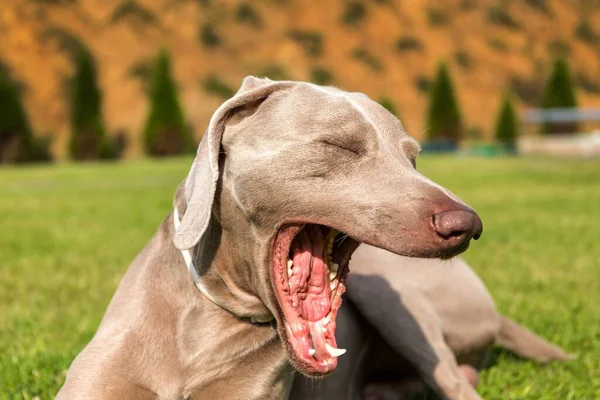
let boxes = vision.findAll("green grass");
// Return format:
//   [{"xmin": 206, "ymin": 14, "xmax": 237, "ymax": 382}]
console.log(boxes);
[{"xmin": 1, "ymin": 156, "xmax": 599, "ymax": 398}]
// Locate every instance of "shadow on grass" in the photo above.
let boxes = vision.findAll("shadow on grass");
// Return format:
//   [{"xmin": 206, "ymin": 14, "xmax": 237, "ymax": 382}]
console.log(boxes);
[{"xmin": 407, "ymin": 347, "xmax": 522, "ymax": 399}]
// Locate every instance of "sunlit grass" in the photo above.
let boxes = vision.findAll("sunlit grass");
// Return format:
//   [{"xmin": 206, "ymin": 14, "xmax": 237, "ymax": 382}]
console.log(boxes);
[{"xmin": 1, "ymin": 156, "xmax": 598, "ymax": 399}]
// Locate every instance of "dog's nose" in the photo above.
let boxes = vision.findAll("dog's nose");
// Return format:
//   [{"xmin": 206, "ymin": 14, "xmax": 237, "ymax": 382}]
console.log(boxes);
[{"xmin": 433, "ymin": 209, "xmax": 483, "ymax": 243}]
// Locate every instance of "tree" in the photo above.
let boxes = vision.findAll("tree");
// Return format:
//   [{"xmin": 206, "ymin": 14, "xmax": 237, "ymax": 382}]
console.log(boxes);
[
  {"xmin": 68, "ymin": 49, "xmax": 116, "ymax": 160},
  {"xmin": 425, "ymin": 62, "xmax": 463, "ymax": 143},
  {"xmin": 540, "ymin": 57, "xmax": 578, "ymax": 134},
  {"xmin": 0, "ymin": 72, "xmax": 52, "ymax": 163},
  {"xmin": 494, "ymin": 93, "xmax": 519, "ymax": 153},
  {"xmin": 143, "ymin": 50, "xmax": 193, "ymax": 156}
]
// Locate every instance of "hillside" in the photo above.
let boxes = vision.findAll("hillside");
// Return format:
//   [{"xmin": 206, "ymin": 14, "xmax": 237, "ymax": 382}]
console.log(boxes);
[{"xmin": 1, "ymin": 0, "xmax": 599, "ymax": 158}]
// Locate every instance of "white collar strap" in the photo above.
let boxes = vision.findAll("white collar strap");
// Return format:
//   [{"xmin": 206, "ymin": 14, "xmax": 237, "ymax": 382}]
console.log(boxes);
[{"xmin": 172, "ymin": 207, "xmax": 273, "ymax": 324}]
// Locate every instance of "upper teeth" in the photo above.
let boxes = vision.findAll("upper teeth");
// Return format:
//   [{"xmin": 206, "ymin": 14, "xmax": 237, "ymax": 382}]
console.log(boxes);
[
  {"xmin": 325, "ymin": 343, "xmax": 346, "ymax": 357},
  {"xmin": 287, "ymin": 259, "xmax": 293, "ymax": 278}
]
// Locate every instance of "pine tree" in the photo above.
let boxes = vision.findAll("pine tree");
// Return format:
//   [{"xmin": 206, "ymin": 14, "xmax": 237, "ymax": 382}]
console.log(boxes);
[
  {"xmin": 425, "ymin": 62, "xmax": 463, "ymax": 143},
  {"xmin": 143, "ymin": 50, "xmax": 193, "ymax": 156},
  {"xmin": 0, "ymin": 72, "xmax": 52, "ymax": 163},
  {"xmin": 68, "ymin": 49, "xmax": 116, "ymax": 160},
  {"xmin": 494, "ymin": 93, "xmax": 519, "ymax": 153},
  {"xmin": 540, "ymin": 57, "xmax": 578, "ymax": 134}
]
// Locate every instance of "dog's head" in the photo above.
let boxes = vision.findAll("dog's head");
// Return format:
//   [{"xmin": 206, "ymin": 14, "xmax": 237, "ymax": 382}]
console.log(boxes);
[{"xmin": 173, "ymin": 77, "xmax": 482, "ymax": 376}]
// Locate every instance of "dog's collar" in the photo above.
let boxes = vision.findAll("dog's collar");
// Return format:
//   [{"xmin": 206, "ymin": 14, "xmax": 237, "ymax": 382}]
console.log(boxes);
[{"xmin": 172, "ymin": 207, "xmax": 273, "ymax": 324}]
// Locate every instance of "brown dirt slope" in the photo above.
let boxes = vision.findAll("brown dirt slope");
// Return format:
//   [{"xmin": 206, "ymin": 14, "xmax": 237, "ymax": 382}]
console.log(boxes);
[{"xmin": 1, "ymin": 0, "xmax": 599, "ymax": 158}]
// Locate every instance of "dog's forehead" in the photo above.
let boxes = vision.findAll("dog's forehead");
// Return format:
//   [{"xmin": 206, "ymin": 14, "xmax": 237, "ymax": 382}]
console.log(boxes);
[{"xmin": 285, "ymin": 83, "xmax": 407, "ymax": 138}]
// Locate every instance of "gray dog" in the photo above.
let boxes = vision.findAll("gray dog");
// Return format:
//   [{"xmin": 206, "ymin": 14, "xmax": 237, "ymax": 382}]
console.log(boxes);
[
  {"xmin": 290, "ymin": 246, "xmax": 571, "ymax": 400},
  {"xmin": 58, "ymin": 77, "xmax": 482, "ymax": 399}
]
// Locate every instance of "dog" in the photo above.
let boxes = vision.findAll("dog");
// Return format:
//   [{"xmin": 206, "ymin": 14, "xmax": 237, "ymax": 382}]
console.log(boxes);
[
  {"xmin": 290, "ymin": 246, "xmax": 571, "ymax": 400},
  {"xmin": 57, "ymin": 77, "xmax": 482, "ymax": 399}
]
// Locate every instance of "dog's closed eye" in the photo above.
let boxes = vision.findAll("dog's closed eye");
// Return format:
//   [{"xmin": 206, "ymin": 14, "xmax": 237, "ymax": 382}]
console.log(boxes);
[{"xmin": 319, "ymin": 139, "xmax": 363, "ymax": 157}]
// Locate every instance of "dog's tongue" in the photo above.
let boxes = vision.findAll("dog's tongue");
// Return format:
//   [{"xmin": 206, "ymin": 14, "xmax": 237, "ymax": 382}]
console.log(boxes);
[
  {"xmin": 290, "ymin": 227, "xmax": 332, "ymax": 321},
  {"xmin": 289, "ymin": 226, "xmax": 336, "ymax": 360}
]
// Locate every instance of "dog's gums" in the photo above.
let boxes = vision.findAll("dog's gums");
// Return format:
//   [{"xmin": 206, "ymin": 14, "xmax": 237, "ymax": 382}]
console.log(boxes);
[{"xmin": 271, "ymin": 224, "xmax": 360, "ymax": 375}]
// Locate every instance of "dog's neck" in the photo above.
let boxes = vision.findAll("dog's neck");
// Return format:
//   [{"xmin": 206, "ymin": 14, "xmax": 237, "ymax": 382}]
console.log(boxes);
[{"xmin": 173, "ymin": 191, "xmax": 274, "ymax": 323}]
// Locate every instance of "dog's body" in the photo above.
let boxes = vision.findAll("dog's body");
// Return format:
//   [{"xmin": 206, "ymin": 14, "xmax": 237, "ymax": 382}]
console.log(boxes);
[
  {"xmin": 59, "ymin": 77, "xmax": 485, "ymax": 399},
  {"xmin": 291, "ymin": 245, "xmax": 570, "ymax": 400}
]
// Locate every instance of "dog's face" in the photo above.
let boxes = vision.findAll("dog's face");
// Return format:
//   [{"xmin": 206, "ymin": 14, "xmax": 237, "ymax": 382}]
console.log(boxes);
[{"xmin": 176, "ymin": 77, "xmax": 482, "ymax": 377}]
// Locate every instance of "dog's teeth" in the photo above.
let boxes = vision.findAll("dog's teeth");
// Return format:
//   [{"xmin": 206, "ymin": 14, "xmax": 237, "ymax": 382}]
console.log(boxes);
[
  {"xmin": 330, "ymin": 263, "xmax": 339, "ymax": 273},
  {"xmin": 287, "ymin": 259, "xmax": 293, "ymax": 269},
  {"xmin": 308, "ymin": 348, "xmax": 316, "ymax": 357},
  {"xmin": 330, "ymin": 281, "xmax": 336, "ymax": 290},
  {"xmin": 325, "ymin": 343, "xmax": 346, "ymax": 358},
  {"xmin": 322, "ymin": 326, "xmax": 327, "ymax": 333},
  {"xmin": 323, "ymin": 317, "xmax": 330, "ymax": 325},
  {"xmin": 328, "ymin": 271, "xmax": 336, "ymax": 281},
  {"xmin": 287, "ymin": 259, "xmax": 293, "ymax": 278}
]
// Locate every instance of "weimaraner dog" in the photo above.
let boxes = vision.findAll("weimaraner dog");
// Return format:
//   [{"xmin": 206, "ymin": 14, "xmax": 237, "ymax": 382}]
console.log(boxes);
[
  {"xmin": 290, "ymin": 246, "xmax": 571, "ymax": 400},
  {"xmin": 58, "ymin": 77, "xmax": 483, "ymax": 399}
]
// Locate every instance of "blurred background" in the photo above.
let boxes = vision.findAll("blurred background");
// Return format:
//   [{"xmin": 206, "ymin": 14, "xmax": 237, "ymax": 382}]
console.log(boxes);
[
  {"xmin": 1, "ymin": 1, "xmax": 600, "ymax": 399},
  {"xmin": 1, "ymin": 0, "xmax": 600, "ymax": 161}
]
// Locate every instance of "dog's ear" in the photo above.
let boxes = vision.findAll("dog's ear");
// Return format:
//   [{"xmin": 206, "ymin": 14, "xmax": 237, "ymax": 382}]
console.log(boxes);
[{"xmin": 173, "ymin": 76, "xmax": 293, "ymax": 250}]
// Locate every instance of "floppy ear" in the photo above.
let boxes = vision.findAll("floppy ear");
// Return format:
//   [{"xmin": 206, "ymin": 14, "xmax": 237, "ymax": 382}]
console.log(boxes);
[{"xmin": 173, "ymin": 76, "xmax": 294, "ymax": 250}]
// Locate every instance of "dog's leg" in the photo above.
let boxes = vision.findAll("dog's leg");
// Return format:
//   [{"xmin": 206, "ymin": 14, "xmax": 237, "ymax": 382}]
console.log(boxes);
[{"xmin": 347, "ymin": 274, "xmax": 481, "ymax": 400}]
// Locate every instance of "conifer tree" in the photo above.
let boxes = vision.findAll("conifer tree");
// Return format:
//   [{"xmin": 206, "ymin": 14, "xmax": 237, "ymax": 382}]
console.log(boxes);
[
  {"xmin": 425, "ymin": 62, "xmax": 463, "ymax": 143},
  {"xmin": 0, "ymin": 72, "xmax": 52, "ymax": 163},
  {"xmin": 494, "ymin": 93, "xmax": 519, "ymax": 153},
  {"xmin": 143, "ymin": 50, "xmax": 193, "ymax": 156},
  {"xmin": 540, "ymin": 57, "xmax": 578, "ymax": 134},
  {"xmin": 68, "ymin": 49, "xmax": 115, "ymax": 159}
]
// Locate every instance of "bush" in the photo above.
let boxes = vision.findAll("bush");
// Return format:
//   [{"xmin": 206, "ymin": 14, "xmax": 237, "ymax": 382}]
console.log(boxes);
[
  {"xmin": 425, "ymin": 62, "xmax": 463, "ymax": 142},
  {"xmin": 510, "ymin": 75, "xmax": 543, "ymax": 106},
  {"xmin": 454, "ymin": 49, "xmax": 471, "ymax": 69},
  {"xmin": 575, "ymin": 19, "xmax": 598, "ymax": 45},
  {"xmin": 287, "ymin": 30, "xmax": 322, "ymax": 57},
  {"xmin": 203, "ymin": 75, "xmax": 235, "ymax": 99},
  {"xmin": 427, "ymin": 8, "xmax": 448, "ymax": 26},
  {"xmin": 342, "ymin": 2, "xmax": 366, "ymax": 25},
  {"xmin": 540, "ymin": 57, "xmax": 578, "ymax": 134},
  {"xmin": 415, "ymin": 76, "xmax": 431, "ymax": 93},
  {"xmin": 199, "ymin": 23, "xmax": 221, "ymax": 48},
  {"xmin": 378, "ymin": 97, "xmax": 399, "ymax": 117},
  {"xmin": 236, "ymin": 3, "xmax": 262, "ymax": 29},
  {"xmin": 575, "ymin": 72, "xmax": 600, "ymax": 94},
  {"xmin": 143, "ymin": 50, "xmax": 194, "ymax": 156},
  {"xmin": 0, "ymin": 74, "xmax": 52, "ymax": 163},
  {"xmin": 395, "ymin": 36, "xmax": 422, "ymax": 52},
  {"xmin": 310, "ymin": 67, "xmax": 333, "ymax": 85},
  {"xmin": 524, "ymin": 0, "xmax": 550, "ymax": 14},
  {"xmin": 351, "ymin": 47, "xmax": 383, "ymax": 72},
  {"xmin": 488, "ymin": 37, "xmax": 508, "ymax": 52},
  {"xmin": 68, "ymin": 50, "xmax": 117, "ymax": 160},
  {"xmin": 494, "ymin": 93, "xmax": 519, "ymax": 148},
  {"xmin": 487, "ymin": 6, "xmax": 521, "ymax": 30},
  {"xmin": 111, "ymin": 0, "xmax": 156, "ymax": 25}
]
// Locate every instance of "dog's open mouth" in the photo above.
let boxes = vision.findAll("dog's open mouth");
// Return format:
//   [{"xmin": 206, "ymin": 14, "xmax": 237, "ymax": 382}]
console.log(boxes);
[{"xmin": 271, "ymin": 223, "xmax": 360, "ymax": 375}]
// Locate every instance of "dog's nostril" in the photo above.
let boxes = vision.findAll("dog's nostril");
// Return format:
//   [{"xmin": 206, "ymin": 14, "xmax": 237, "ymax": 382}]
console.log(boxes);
[{"xmin": 433, "ymin": 210, "xmax": 482, "ymax": 241}]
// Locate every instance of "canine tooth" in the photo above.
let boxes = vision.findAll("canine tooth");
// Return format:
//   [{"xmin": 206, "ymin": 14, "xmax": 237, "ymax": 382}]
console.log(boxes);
[
  {"xmin": 322, "ymin": 327, "xmax": 327, "ymax": 333},
  {"xmin": 287, "ymin": 259, "xmax": 293, "ymax": 269},
  {"xmin": 308, "ymin": 348, "xmax": 316, "ymax": 357},
  {"xmin": 325, "ymin": 343, "xmax": 346, "ymax": 357},
  {"xmin": 329, "ymin": 271, "xmax": 337, "ymax": 281},
  {"xmin": 330, "ymin": 281, "xmax": 336, "ymax": 290},
  {"xmin": 330, "ymin": 263, "xmax": 339, "ymax": 273},
  {"xmin": 323, "ymin": 317, "xmax": 330, "ymax": 325}
]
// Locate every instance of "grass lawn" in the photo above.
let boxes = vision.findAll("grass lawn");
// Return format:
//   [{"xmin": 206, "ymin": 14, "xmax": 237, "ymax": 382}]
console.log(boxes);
[{"xmin": 1, "ymin": 156, "xmax": 599, "ymax": 399}]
